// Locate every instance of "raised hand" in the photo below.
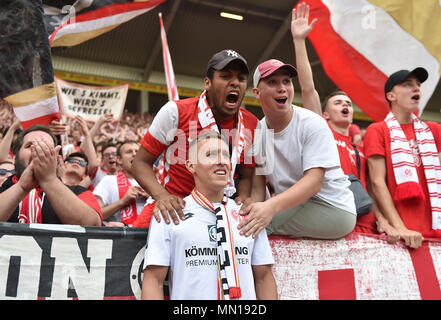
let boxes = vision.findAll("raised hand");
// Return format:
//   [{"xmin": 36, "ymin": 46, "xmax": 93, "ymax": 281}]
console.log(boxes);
[
  {"xmin": 49, "ymin": 119, "xmax": 67, "ymax": 136},
  {"xmin": 75, "ymin": 115, "xmax": 91, "ymax": 137},
  {"xmin": 291, "ymin": 2, "xmax": 318, "ymax": 40}
]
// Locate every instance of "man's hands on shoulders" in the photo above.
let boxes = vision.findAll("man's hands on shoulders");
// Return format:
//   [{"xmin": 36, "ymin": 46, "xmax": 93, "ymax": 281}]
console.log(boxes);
[
  {"xmin": 153, "ymin": 193, "xmax": 186, "ymax": 225},
  {"xmin": 237, "ymin": 199, "xmax": 276, "ymax": 239}
]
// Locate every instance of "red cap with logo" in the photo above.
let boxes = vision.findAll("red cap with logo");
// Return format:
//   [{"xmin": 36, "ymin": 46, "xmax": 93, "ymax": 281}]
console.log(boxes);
[{"xmin": 253, "ymin": 59, "xmax": 297, "ymax": 88}]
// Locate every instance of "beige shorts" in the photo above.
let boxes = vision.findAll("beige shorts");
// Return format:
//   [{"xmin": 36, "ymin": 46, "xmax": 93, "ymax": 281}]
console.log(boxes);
[{"xmin": 266, "ymin": 196, "xmax": 356, "ymax": 239}]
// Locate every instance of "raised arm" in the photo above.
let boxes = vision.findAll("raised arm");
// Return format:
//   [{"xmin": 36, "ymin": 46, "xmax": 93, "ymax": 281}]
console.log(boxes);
[
  {"xmin": 0, "ymin": 119, "xmax": 21, "ymax": 162},
  {"xmin": 291, "ymin": 2, "xmax": 321, "ymax": 114},
  {"xmin": 76, "ymin": 116, "xmax": 99, "ymax": 177},
  {"xmin": 89, "ymin": 114, "xmax": 114, "ymax": 140}
]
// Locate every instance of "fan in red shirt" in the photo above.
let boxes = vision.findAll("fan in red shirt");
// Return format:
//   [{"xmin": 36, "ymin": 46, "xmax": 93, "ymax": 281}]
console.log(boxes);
[
  {"xmin": 322, "ymin": 91, "xmax": 399, "ymax": 242},
  {"xmin": 364, "ymin": 67, "xmax": 441, "ymax": 249}
]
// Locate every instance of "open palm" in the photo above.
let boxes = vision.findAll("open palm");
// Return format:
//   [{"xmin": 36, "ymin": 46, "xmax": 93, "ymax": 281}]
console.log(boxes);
[{"xmin": 291, "ymin": 2, "xmax": 318, "ymax": 39}]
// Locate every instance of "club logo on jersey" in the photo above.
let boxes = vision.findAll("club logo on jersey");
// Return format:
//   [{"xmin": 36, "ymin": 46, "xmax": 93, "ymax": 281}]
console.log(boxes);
[
  {"xmin": 231, "ymin": 209, "xmax": 245, "ymax": 222},
  {"xmin": 208, "ymin": 225, "xmax": 216, "ymax": 242}
]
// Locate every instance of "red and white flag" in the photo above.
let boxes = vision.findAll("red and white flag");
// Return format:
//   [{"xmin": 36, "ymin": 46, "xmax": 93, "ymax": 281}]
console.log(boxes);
[
  {"xmin": 45, "ymin": 0, "xmax": 167, "ymax": 47},
  {"xmin": 159, "ymin": 12, "xmax": 179, "ymax": 101},
  {"xmin": 303, "ymin": 0, "xmax": 441, "ymax": 122}
]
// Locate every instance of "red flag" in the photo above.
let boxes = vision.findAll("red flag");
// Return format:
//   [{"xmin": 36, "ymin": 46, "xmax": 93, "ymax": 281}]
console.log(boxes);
[
  {"xmin": 302, "ymin": 0, "xmax": 440, "ymax": 122},
  {"xmin": 159, "ymin": 12, "xmax": 179, "ymax": 101}
]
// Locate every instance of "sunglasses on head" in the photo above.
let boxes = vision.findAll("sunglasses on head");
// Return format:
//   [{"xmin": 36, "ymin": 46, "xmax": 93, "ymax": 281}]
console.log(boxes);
[
  {"xmin": 66, "ymin": 158, "xmax": 88, "ymax": 167},
  {"xmin": 0, "ymin": 169, "xmax": 15, "ymax": 176}
]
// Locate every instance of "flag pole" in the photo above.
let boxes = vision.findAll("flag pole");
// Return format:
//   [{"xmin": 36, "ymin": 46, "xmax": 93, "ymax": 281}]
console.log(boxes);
[{"xmin": 159, "ymin": 12, "xmax": 179, "ymax": 101}]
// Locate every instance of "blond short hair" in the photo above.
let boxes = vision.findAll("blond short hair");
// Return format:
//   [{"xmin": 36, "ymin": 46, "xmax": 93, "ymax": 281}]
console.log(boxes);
[{"xmin": 187, "ymin": 130, "xmax": 230, "ymax": 163}]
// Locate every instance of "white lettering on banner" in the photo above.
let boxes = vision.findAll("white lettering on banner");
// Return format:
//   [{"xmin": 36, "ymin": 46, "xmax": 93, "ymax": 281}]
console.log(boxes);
[
  {"xmin": 3, "ymin": 227, "xmax": 441, "ymax": 299},
  {"xmin": 270, "ymin": 235, "xmax": 422, "ymax": 299},
  {"xmin": 48, "ymin": 238, "xmax": 113, "ymax": 300},
  {"xmin": 0, "ymin": 235, "xmax": 42, "ymax": 299}
]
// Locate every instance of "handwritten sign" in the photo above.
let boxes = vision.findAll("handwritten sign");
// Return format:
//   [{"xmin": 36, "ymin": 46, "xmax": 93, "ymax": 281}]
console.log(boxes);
[{"xmin": 55, "ymin": 78, "xmax": 128, "ymax": 122}]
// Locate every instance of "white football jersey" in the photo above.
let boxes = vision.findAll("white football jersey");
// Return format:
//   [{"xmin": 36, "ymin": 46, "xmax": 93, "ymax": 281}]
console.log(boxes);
[{"xmin": 143, "ymin": 195, "xmax": 274, "ymax": 300}]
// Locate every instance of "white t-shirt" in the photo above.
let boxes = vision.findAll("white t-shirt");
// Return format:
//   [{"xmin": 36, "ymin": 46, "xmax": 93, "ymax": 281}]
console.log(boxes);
[
  {"xmin": 257, "ymin": 105, "xmax": 356, "ymax": 215},
  {"xmin": 93, "ymin": 174, "xmax": 147, "ymax": 222},
  {"xmin": 143, "ymin": 195, "xmax": 275, "ymax": 300},
  {"xmin": 91, "ymin": 166, "xmax": 113, "ymax": 188}
]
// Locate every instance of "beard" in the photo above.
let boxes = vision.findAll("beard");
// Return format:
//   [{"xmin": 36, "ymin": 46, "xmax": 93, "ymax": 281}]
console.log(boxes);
[{"xmin": 14, "ymin": 156, "xmax": 27, "ymax": 179}]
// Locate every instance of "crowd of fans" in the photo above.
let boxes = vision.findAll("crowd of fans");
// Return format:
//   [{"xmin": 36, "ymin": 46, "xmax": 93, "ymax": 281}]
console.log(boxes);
[{"xmin": 0, "ymin": 97, "xmax": 162, "ymax": 227}]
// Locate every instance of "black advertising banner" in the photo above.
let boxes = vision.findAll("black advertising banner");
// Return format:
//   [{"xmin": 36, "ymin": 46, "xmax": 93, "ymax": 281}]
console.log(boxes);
[{"xmin": 0, "ymin": 222, "xmax": 147, "ymax": 300}]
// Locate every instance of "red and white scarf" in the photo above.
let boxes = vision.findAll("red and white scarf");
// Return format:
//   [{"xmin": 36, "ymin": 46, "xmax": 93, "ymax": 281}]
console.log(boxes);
[
  {"xmin": 191, "ymin": 188, "xmax": 241, "ymax": 300},
  {"xmin": 385, "ymin": 112, "xmax": 441, "ymax": 229},
  {"xmin": 116, "ymin": 171, "xmax": 138, "ymax": 225},
  {"xmin": 19, "ymin": 188, "xmax": 44, "ymax": 224},
  {"xmin": 197, "ymin": 91, "xmax": 245, "ymax": 197}
]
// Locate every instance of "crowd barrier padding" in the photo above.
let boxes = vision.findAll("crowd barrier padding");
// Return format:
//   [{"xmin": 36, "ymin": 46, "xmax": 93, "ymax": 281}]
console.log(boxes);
[{"xmin": 0, "ymin": 222, "xmax": 440, "ymax": 300}]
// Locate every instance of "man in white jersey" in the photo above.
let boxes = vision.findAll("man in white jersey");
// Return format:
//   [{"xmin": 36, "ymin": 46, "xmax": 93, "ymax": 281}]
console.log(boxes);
[{"xmin": 142, "ymin": 131, "xmax": 277, "ymax": 300}]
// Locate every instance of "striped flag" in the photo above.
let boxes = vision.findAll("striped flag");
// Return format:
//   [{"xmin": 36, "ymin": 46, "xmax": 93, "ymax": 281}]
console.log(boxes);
[
  {"xmin": 303, "ymin": 0, "xmax": 441, "ymax": 122},
  {"xmin": 159, "ymin": 12, "xmax": 179, "ymax": 101},
  {"xmin": 45, "ymin": 0, "xmax": 167, "ymax": 47},
  {"xmin": 0, "ymin": 0, "xmax": 60, "ymax": 129}
]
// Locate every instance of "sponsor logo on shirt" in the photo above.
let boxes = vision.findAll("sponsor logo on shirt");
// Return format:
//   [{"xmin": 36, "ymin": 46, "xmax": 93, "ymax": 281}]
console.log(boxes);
[{"xmin": 208, "ymin": 225, "xmax": 216, "ymax": 242}]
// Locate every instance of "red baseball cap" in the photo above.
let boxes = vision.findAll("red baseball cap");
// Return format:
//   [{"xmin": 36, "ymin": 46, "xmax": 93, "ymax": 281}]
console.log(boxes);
[{"xmin": 253, "ymin": 59, "xmax": 297, "ymax": 88}]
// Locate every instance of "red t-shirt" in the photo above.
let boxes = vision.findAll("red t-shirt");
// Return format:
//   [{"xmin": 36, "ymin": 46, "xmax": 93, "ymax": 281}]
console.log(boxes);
[
  {"xmin": 363, "ymin": 120, "xmax": 441, "ymax": 235},
  {"xmin": 348, "ymin": 123, "xmax": 361, "ymax": 138},
  {"xmin": 141, "ymin": 97, "xmax": 258, "ymax": 198},
  {"xmin": 328, "ymin": 123, "xmax": 377, "ymax": 232}
]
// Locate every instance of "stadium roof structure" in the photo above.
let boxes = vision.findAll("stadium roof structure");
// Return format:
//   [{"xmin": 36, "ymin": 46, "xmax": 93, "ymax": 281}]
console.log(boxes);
[{"xmin": 51, "ymin": 0, "xmax": 441, "ymax": 124}]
